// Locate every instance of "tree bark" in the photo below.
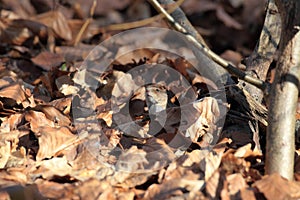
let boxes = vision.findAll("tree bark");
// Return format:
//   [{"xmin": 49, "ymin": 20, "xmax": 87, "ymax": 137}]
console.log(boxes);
[
  {"xmin": 266, "ymin": 0, "xmax": 300, "ymax": 180},
  {"xmin": 242, "ymin": 0, "xmax": 281, "ymax": 103}
]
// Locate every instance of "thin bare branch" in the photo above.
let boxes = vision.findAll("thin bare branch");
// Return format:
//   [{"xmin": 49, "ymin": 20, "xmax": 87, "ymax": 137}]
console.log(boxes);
[
  {"xmin": 148, "ymin": 0, "xmax": 268, "ymax": 90},
  {"xmin": 74, "ymin": 0, "xmax": 97, "ymax": 46},
  {"xmin": 101, "ymin": 0, "xmax": 185, "ymax": 31}
]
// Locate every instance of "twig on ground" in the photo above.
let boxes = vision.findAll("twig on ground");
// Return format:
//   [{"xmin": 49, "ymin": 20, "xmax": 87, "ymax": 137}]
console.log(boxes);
[
  {"xmin": 148, "ymin": 0, "xmax": 268, "ymax": 91},
  {"xmin": 74, "ymin": 0, "xmax": 97, "ymax": 46},
  {"xmin": 101, "ymin": 0, "xmax": 185, "ymax": 31}
]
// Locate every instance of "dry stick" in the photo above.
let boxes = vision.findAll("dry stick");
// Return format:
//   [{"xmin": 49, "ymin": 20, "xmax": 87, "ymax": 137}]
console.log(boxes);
[
  {"xmin": 148, "ymin": 0, "xmax": 268, "ymax": 91},
  {"xmin": 103, "ymin": 15, "xmax": 162, "ymax": 31},
  {"xmin": 154, "ymin": 0, "xmax": 208, "ymax": 47},
  {"xmin": 101, "ymin": 0, "xmax": 185, "ymax": 31},
  {"xmin": 74, "ymin": 0, "xmax": 97, "ymax": 46}
]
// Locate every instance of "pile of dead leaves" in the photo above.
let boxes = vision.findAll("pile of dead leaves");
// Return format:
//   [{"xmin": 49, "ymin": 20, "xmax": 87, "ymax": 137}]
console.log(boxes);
[{"xmin": 1, "ymin": 0, "xmax": 300, "ymax": 199}]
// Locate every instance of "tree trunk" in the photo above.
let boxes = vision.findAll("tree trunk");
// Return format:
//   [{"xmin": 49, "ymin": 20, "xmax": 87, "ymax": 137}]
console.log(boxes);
[{"xmin": 266, "ymin": 0, "xmax": 300, "ymax": 180}]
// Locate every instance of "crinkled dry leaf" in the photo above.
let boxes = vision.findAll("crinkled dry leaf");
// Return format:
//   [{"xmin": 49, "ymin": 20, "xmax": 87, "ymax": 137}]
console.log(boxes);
[
  {"xmin": 253, "ymin": 173, "xmax": 300, "ymax": 200},
  {"xmin": 36, "ymin": 105, "xmax": 71, "ymax": 126},
  {"xmin": 55, "ymin": 75, "xmax": 79, "ymax": 96},
  {"xmin": 0, "ymin": 130, "xmax": 28, "ymax": 149},
  {"xmin": 0, "ymin": 168, "xmax": 28, "ymax": 186},
  {"xmin": 200, "ymin": 151, "xmax": 223, "ymax": 181},
  {"xmin": 185, "ymin": 97, "xmax": 220, "ymax": 143},
  {"xmin": 110, "ymin": 146, "xmax": 158, "ymax": 188},
  {"xmin": 115, "ymin": 146, "xmax": 148, "ymax": 173},
  {"xmin": 0, "ymin": 191, "xmax": 10, "ymax": 200},
  {"xmin": 74, "ymin": 179, "xmax": 112, "ymax": 200},
  {"xmin": 0, "ymin": 141, "xmax": 11, "ymax": 168},
  {"xmin": 205, "ymin": 170, "xmax": 225, "ymax": 199},
  {"xmin": 234, "ymin": 143, "xmax": 262, "ymax": 158},
  {"xmin": 4, "ymin": 147, "xmax": 28, "ymax": 168},
  {"xmin": 34, "ymin": 11, "xmax": 72, "ymax": 41},
  {"xmin": 36, "ymin": 180, "xmax": 75, "ymax": 199},
  {"xmin": 114, "ymin": 112, "xmax": 150, "ymax": 138},
  {"xmin": 49, "ymin": 97, "xmax": 72, "ymax": 115},
  {"xmin": 0, "ymin": 76, "xmax": 16, "ymax": 88},
  {"xmin": 181, "ymin": 149, "xmax": 213, "ymax": 167},
  {"xmin": 31, "ymin": 51, "xmax": 64, "ymax": 71},
  {"xmin": 226, "ymin": 173, "xmax": 247, "ymax": 195},
  {"xmin": 70, "ymin": 143, "xmax": 115, "ymax": 182},
  {"xmin": 35, "ymin": 157, "xmax": 73, "ymax": 179},
  {"xmin": 0, "ymin": 17, "xmax": 48, "ymax": 45},
  {"xmin": 163, "ymin": 161, "xmax": 202, "ymax": 187},
  {"xmin": 0, "ymin": 83, "xmax": 27, "ymax": 105},
  {"xmin": 144, "ymin": 178, "xmax": 205, "ymax": 199},
  {"xmin": 112, "ymin": 170, "xmax": 154, "ymax": 189},
  {"xmin": 238, "ymin": 188, "xmax": 257, "ymax": 200},
  {"xmin": 113, "ymin": 189, "xmax": 135, "ymax": 200},
  {"xmin": 1, "ymin": 0, "xmax": 35, "ymax": 18},
  {"xmin": 0, "ymin": 113, "xmax": 23, "ymax": 132},
  {"xmin": 1, "ymin": 10, "xmax": 21, "ymax": 20},
  {"xmin": 59, "ymin": 84, "xmax": 80, "ymax": 96},
  {"xmin": 0, "ymin": 19, "xmax": 32, "ymax": 45},
  {"xmin": 36, "ymin": 126, "xmax": 77, "ymax": 161},
  {"xmin": 111, "ymin": 70, "xmax": 138, "ymax": 106},
  {"xmin": 142, "ymin": 138, "xmax": 177, "ymax": 169},
  {"xmin": 25, "ymin": 110, "xmax": 55, "ymax": 133},
  {"xmin": 103, "ymin": 129, "xmax": 121, "ymax": 147},
  {"xmin": 221, "ymin": 152, "xmax": 251, "ymax": 175},
  {"xmin": 97, "ymin": 110, "xmax": 113, "ymax": 127}
]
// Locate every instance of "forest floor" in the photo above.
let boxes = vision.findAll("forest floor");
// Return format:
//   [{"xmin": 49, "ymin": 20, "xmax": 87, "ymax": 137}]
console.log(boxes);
[{"xmin": 1, "ymin": 0, "xmax": 300, "ymax": 199}]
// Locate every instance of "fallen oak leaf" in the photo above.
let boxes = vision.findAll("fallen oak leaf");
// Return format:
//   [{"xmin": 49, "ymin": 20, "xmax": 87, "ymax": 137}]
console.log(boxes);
[
  {"xmin": 0, "ymin": 19, "xmax": 32, "ymax": 46},
  {"xmin": 25, "ymin": 110, "xmax": 55, "ymax": 133},
  {"xmin": 35, "ymin": 126, "xmax": 78, "ymax": 161},
  {"xmin": 0, "ymin": 113, "xmax": 23, "ymax": 132},
  {"xmin": 31, "ymin": 51, "xmax": 64, "ymax": 71},
  {"xmin": 34, "ymin": 105, "xmax": 71, "ymax": 126},
  {"xmin": 0, "ymin": 141, "xmax": 11, "ymax": 168},
  {"xmin": 0, "ymin": 83, "xmax": 26, "ymax": 105},
  {"xmin": 253, "ymin": 173, "xmax": 300, "ymax": 199},
  {"xmin": 33, "ymin": 10, "xmax": 72, "ymax": 41},
  {"xmin": 34, "ymin": 157, "xmax": 73, "ymax": 180}
]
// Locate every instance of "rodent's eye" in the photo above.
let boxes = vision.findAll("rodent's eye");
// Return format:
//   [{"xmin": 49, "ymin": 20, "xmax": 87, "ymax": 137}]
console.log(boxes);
[{"xmin": 155, "ymin": 88, "xmax": 160, "ymax": 92}]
